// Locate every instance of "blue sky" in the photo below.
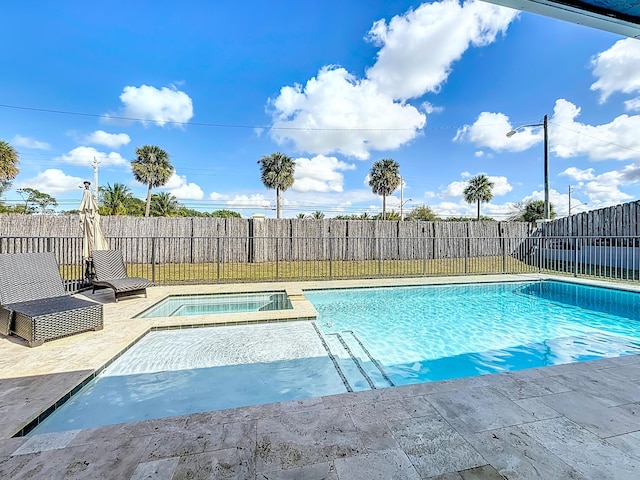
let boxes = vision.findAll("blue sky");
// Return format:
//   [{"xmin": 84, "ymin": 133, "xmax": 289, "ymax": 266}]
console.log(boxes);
[{"xmin": 2, "ymin": 0, "xmax": 640, "ymax": 219}]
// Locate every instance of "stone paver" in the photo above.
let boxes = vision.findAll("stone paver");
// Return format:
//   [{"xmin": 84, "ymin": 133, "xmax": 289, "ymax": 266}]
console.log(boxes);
[{"xmin": 1, "ymin": 275, "xmax": 640, "ymax": 479}]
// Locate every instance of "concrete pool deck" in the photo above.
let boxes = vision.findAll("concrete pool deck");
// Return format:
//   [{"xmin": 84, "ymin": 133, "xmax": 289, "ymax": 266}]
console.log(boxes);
[{"xmin": 1, "ymin": 274, "xmax": 640, "ymax": 479}]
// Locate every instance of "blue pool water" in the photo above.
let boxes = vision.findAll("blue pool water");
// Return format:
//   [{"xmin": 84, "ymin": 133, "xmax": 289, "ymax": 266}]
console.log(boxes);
[
  {"xmin": 31, "ymin": 280, "xmax": 640, "ymax": 434},
  {"xmin": 138, "ymin": 292, "xmax": 292, "ymax": 317},
  {"xmin": 307, "ymin": 280, "xmax": 640, "ymax": 384}
]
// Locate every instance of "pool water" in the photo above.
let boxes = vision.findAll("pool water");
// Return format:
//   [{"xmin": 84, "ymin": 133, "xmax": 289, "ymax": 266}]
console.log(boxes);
[
  {"xmin": 307, "ymin": 281, "xmax": 640, "ymax": 384},
  {"xmin": 31, "ymin": 280, "xmax": 640, "ymax": 434},
  {"xmin": 138, "ymin": 291, "xmax": 292, "ymax": 317},
  {"xmin": 34, "ymin": 322, "xmax": 347, "ymax": 433}
]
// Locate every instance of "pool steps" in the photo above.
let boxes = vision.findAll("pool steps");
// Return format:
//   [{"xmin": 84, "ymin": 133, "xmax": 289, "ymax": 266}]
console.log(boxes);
[{"xmin": 313, "ymin": 324, "xmax": 394, "ymax": 392}]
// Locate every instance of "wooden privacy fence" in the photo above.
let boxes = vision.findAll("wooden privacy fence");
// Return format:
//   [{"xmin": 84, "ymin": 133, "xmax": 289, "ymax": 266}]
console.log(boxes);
[
  {"xmin": 0, "ymin": 215, "xmax": 534, "ymax": 264},
  {"xmin": 539, "ymin": 200, "xmax": 640, "ymax": 238}
]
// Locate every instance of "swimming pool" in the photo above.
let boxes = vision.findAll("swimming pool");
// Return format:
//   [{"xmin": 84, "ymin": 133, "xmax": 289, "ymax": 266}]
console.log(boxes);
[
  {"xmin": 307, "ymin": 280, "xmax": 640, "ymax": 384},
  {"xmin": 30, "ymin": 280, "xmax": 640, "ymax": 434}
]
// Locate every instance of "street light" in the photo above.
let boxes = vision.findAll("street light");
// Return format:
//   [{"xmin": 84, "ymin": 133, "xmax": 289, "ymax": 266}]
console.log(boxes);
[
  {"xmin": 400, "ymin": 198, "xmax": 412, "ymax": 220},
  {"xmin": 568, "ymin": 185, "xmax": 587, "ymax": 215},
  {"xmin": 506, "ymin": 114, "xmax": 550, "ymax": 220}
]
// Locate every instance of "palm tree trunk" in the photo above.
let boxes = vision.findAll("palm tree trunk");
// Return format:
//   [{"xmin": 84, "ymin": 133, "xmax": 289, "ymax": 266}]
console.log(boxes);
[
  {"xmin": 145, "ymin": 186, "xmax": 152, "ymax": 217},
  {"xmin": 382, "ymin": 195, "xmax": 386, "ymax": 220},
  {"xmin": 477, "ymin": 199, "xmax": 480, "ymax": 220},
  {"xmin": 276, "ymin": 188, "xmax": 281, "ymax": 219}
]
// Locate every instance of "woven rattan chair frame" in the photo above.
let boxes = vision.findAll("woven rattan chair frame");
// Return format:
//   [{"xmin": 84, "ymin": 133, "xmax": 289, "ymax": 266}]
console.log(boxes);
[
  {"xmin": 90, "ymin": 250, "xmax": 154, "ymax": 302},
  {"xmin": 0, "ymin": 252, "xmax": 103, "ymax": 347}
]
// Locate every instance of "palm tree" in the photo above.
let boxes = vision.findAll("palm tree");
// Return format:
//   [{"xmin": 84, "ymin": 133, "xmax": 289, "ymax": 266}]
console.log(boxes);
[
  {"xmin": 0, "ymin": 140, "xmax": 20, "ymax": 186},
  {"xmin": 131, "ymin": 145, "xmax": 174, "ymax": 217},
  {"xmin": 99, "ymin": 183, "xmax": 133, "ymax": 215},
  {"xmin": 258, "ymin": 152, "xmax": 295, "ymax": 219},
  {"xmin": 150, "ymin": 192, "xmax": 180, "ymax": 217},
  {"xmin": 368, "ymin": 159, "xmax": 400, "ymax": 220},
  {"xmin": 463, "ymin": 174, "xmax": 494, "ymax": 220},
  {"xmin": 510, "ymin": 200, "xmax": 556, "ymax": 222},
  {"xmin": 311, "ymin": 210, "xmax": 325, "ymax": 219}
]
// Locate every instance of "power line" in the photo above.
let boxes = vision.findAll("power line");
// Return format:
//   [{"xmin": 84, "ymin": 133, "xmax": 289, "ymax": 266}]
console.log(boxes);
[{"xmin": 0, "ymin": 103, "xmax": 419, "ymax": 132}]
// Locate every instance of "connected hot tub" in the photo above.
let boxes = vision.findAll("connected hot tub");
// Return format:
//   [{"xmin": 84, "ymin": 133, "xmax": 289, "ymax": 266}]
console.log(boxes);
[{"xmin": 137, "ymin": 291, "xmax": 293, "ymax": 318}]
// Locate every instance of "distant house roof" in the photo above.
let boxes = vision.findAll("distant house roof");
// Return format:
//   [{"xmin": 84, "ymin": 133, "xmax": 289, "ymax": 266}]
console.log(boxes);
[{"xmin": 484, "ymin": 0, "xmax": 640, "ymax": 38}]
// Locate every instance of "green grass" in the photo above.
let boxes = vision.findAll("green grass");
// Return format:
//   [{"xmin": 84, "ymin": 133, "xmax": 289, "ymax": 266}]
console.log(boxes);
[
  {"xmin": 60, "ymin": 255, "xmax": 640, "ymax": 288},
  {"xmin": 117, "ymin": 256, "xmax": 538, "ymax": 284}
]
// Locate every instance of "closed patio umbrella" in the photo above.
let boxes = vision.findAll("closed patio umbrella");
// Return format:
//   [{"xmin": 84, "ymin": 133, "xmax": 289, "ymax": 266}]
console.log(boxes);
[{"xmin": 79, "ymin": 181, "xmax": 108, "ymax": 260}]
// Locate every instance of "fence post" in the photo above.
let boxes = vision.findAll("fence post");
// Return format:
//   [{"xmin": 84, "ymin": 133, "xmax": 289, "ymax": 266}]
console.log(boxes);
[
  {"xmin": 537, "ymin": 238, "xmax": 542, "ymax": 273},
  {"xmin": 464, "ymin": 238, "xmax": 469, "ymax": 274},
  {"xmin": 377, "ymin": 237, "xmax": 382, "ymax": 277},
  {"xmin": 574, "ymin": 237, "xmax": 579, "ymax": 277},
  {"xmin": 422, "ymin": 235, "xmax": 427, "ymax": 276},
  {"xmin": 216, "ymin": 236, "xmax": 221, "ymax": 283},
  {"xmin": 151, "ymin": 237, "xmax": 156, "ymax": 283},
  {"xmin": 329, "ymin": 233, "xmax": 333, "ymax": 280},
  {"xmin": 502, "ymin": 237, "xmax": 507, "ymax": 273},
  {"xmin": 276, "ymin": 237, "xmax": 280, "ymax": 280}
]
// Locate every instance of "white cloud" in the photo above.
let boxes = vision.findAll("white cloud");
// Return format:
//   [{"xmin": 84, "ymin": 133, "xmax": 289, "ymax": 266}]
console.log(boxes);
[
  {"xmin": 268, "ymin": 0, "xmax": 517, "ymax": 160},
  {"xmin": 366, "ymin": 0, "xmax": 517, "ymax": 99},
  {"xmin": 14, "ymin": 169, "xmax": 85, "ymax": 195},
  {"xmin": 474, "ymin": 151, "xmax": 484, "ymax": 157},
  {"xmin": 209, "ymin": 192, "xmax": 229, "ymax": 201},
  {"xmin": 55, "ymin": 146, "xmax": 128, "ymax": 167},
  {"xmin": 440, "ymin": 173, "xmax": 512, "ymax": 198},
  {"xmin": 489, "ymin": 175, "xmax": 512, "ymax": 196},
  {"xmin": 422, "ymin": 101, "xmax": 443, "ymax": 114},
  {"xmin": 559, "ymin": 167, "xmax": 596, "ymax": 182},
  {"xmin": 454, "ymin": 111, "xmax": 542, "ymax": 152},
  {"xmin": 551, "ymin": 99, "xmax": 640, "ymax": 161},
  {"xmin": 83, "ymin": 130, "xmax": 130, "ymax": 148},
  {"xmin": 293, "ymin": 155, "xmax": 356, "ymax": 192},
  {"xmin": 269, "ymin": 67, "xmax": 426, "ymax": 159},
  {"xmin": 115, "ymin": 84, "xmax": 194, "ymax": 127},
  {"xmin": 163, "ymin": 173, "xmax": 203, "ymax": 200},
  {"xmin": 442, "ymin": 180, "xmax": 467, "ymax": 198},
  {"xmin": 590, "ymin": 38, "xmax": 640, "ymax": 103},
  {"xmin": 226, "ymin": 194, "xmax": 271, "ymax": 208},
  {"xmin": 12, "ymin": 135, "xmax": 50, "ymax": 150},
  {"xmin": 457, "ymin": 99, "xmax": 640, "ymax": 161},
  {"xmin": 624, "ymin": 97, "xmax": 640, "ymax": 112},
  {"xmin": 559, "ymin": 163, "xmax": 640, "ymax": 209}
]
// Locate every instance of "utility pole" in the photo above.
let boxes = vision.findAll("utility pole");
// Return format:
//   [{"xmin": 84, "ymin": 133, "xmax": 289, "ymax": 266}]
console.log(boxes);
[
  {"xmin": 400, "ymin": 176, "xmax": 404, "ymax": 221},
  {"xmin": 91, "ymin": 157, "xmax": 100, "ymax": 202}
]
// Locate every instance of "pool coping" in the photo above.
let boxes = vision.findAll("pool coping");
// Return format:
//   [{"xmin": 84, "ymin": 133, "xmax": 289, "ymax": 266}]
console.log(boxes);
[{"xmin": 1, "ymin": 272, "xmax": 639, "ymax": 440}]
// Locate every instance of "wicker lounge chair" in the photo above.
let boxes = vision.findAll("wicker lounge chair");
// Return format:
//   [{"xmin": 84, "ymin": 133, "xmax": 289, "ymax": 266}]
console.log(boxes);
[
  {"xmin": 0, "ymin": 252, "xmax": 103, "ymax": 347},
  {"xmin": 90, "ymin": 249, "xmax": 154, "ymax": 302}
]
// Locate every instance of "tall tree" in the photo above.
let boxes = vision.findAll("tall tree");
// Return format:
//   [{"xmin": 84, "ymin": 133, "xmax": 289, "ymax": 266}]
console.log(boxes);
[
  {"xmin": 258, "ymin": 152, "xmax": 295, "ymax": 219},
  {"xmin": 99, "ymin": 183, "xmax": 133, "ymax": 215},
  {"xmin": 510, "ymin": 200, "xmax": 556, "ymax": 222},
  {"xmin": 405, "ymin": 205, "xmax": 439, "ymax": 221},
  {"xmin": 463, "ymin": 174, "xmax": 494, "ymax": 220},
  {"xmin": 17, "ymin": 187, "xmax": 57, "ymax": 213},
  {"xmin": 131, "ymin": 145, "xmax": 174, "ymax": 217},
  {"xmin": 368, "ymin": 158, "xmax": 400, "ymax": 220},
  {"xmin": 0, "ymin": 140, "xmax": 20, "ymax": 192},
  {"xmin": 150, "ymin": 192, "xmax": 180, "ymax": 217}
]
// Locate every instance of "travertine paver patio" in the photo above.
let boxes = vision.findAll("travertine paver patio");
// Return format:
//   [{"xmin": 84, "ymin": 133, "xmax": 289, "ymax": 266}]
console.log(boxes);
[{"xmin": 1, "ymin": 275, "xmax": 640, "ymax": 479}]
